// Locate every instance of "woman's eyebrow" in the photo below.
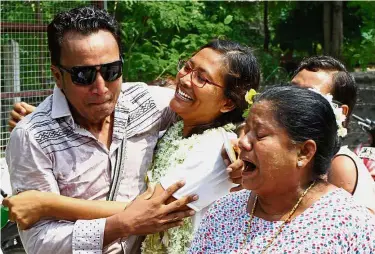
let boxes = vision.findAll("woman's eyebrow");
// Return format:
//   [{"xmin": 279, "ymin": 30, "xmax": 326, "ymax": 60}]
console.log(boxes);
[{"xmin": 188, "ymin": 59, "xmax": 215, "ymax": 81}]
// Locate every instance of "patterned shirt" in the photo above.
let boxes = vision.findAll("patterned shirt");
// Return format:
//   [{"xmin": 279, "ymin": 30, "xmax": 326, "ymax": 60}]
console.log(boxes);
[
  {"xmin": 6, "ymin": 83, "xmax": 176, "ymax": 254},
  {"xmin": 189, "ymin": 188, "xmax": 375, "ymax": 253}
]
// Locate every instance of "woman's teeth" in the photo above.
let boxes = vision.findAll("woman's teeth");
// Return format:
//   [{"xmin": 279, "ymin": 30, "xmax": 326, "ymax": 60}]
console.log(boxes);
[
  {"xmin": 243, "ymin": 161, "xmax": 257, "ymax": 172},
  {"xmin": 177, "ymin": 89, "xmax": 193, "ymax": 101}
]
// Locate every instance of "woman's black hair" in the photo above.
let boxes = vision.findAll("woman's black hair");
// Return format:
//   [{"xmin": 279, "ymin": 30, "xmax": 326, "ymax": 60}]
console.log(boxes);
[
  {"xmin": 254, "ymin": 85, "xmax": 340, "ymax": 178},
  {"xmin": 189, "ymin": 39, "xmax": 260, "ymax": 136}
]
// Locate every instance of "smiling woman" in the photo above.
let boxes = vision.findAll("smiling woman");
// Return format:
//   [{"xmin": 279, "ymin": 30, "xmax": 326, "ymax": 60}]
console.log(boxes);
[{"xmin": 189, "ymin": 85, "xmax": 375, "ymax": 253}]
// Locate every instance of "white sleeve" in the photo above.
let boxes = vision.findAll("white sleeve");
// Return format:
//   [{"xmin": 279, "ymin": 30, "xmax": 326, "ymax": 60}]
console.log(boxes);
[
  {"xmin": 6, "ymin": 128, "xmax": 106, "ymax": 253},
  {"xmin": 160, "ymin": 130, "xmax": 237, "ymax": 211},
  {"xmin": 147, "ymin": 85, "xmax": 175, "ymax": 111},
  {"xmin": 148, "ymin": 85, "xmax": 178, "ymax": 131}
]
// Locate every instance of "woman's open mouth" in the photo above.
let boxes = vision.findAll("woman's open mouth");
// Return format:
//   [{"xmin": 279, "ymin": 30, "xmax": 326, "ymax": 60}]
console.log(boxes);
[
  {"xmin": 243, "ymin": 160, "xmax": 257, "ymax": 173},
  {"xmin": 175, "ymin": 87, "xmax": 193, "ymax": 102}
]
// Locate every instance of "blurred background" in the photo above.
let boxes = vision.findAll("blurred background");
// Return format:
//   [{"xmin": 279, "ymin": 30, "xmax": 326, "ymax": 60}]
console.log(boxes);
[{"xmin": 1, "ymin": 0, "xmax": 375, "ymax": 159}]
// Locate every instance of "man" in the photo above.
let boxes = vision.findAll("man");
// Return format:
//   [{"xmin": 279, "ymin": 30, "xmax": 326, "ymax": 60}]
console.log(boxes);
[
  {"xmin": 227, "ymin": 55, "xmax": 375, "ymax": 212},
  {"xmin": 5, "ymin": 6, "xmax": 196, "ymax": 253},
  {"xmin": 291, "ymin": 56, "xmax": 375, "ymax": 213}
]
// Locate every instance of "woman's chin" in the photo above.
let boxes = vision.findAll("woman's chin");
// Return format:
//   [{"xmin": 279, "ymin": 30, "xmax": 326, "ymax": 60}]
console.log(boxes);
[
  {"xmin": 241, "ymin": 168, "xmax": 260, "ymax": 189},
  {"xmin": 170, "ymin": 98, "xmax": 190, "ymax": 115},
  {"xmin": 241, "ymin": 167, "xmax": 259, "ymax": 179}
]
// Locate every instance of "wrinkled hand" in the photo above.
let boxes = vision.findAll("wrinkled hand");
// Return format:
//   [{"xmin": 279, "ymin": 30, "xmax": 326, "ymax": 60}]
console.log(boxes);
[
  {"xmin": 8, "ymin": 102, "xmax": 35, "ymax": 131},
  {"xmin": 221, "ymin": 138, "xmax": 244, "ymax": 192},
  {"xmin": 109, "ymin": 181, "xmax": 197, "ymax": 237},
  {"xmin": 2, "ymin": 190, "xmax": 46, "ymax": 230}
]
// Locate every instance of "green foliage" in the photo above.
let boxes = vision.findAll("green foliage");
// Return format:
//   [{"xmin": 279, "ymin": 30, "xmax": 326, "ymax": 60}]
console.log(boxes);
[
  {"xmin": 343, "ymin": 2, "xmax": 375, "ymax": 69},
  {"xmin": 1, "ymin": 0, "xmax": 374, "ymax": 90},
  {"xmin": 113, "ymin": 1, "xmax": 257, "ymax": 82}
]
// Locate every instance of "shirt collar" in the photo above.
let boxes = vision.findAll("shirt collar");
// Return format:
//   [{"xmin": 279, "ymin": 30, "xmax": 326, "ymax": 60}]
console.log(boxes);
[{"xmin": 51, "ymin": 86, "xmax": 72, "ymax": 119}]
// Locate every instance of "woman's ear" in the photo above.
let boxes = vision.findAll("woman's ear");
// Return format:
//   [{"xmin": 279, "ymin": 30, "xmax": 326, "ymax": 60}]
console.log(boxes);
[
  {"xmin": 220, "ymin": 99, "xmax": 236, "ymax": 113},
  {"xmin": 51, "ymin": 65, "xmax": 63, "ymax": 89},
  {"xmin": 296, "ymin": 140, "xmax": 317, "ymax": 169},
  {"xmin": 341, "ymin": 104, "xmax": 349, "ymax": 117}
]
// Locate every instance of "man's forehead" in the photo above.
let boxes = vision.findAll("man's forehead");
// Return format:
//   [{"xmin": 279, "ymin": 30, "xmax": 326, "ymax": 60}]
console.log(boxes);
[
  {"xmin": 291, "ymin": 69, "xmax": 335, "ymax": 94},
  {"xmin": 59, "ymin": 30, "xmax": 120, "ymax": 66}
]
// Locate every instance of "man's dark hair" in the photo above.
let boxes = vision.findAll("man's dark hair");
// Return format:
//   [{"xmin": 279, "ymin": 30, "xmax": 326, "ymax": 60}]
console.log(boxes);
[
  {"xmin": 189, "ymin": 39, "xmax": 260, "ymax": 136},
  {"xmin": 47, "ymin": 6, "xmax": 122, "ymax": 65},
  {"xmin": 255, "ymin": 85, "xmax": 340, "ymax": 178},
  {"xmin": 292, "ymin": 56, "xmax": 357, "ymax": 126}
]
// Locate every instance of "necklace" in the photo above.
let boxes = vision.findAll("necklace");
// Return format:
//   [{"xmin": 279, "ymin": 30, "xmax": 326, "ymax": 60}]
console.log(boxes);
[{"xmin": 241, "ymin": 181, "xmax": 316, "ymax": 253}]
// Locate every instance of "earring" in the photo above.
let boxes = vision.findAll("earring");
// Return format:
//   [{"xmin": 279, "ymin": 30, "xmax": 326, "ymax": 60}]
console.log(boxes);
[{"xmin": 297, "ymin": 161, "xmax": 303, "ymax": 167}]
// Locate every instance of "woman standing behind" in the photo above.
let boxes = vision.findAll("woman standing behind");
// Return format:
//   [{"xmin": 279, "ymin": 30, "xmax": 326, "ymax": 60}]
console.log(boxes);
[{"xmin": 189, "ymin": 86, "xmax": 375, "ymax": 253}]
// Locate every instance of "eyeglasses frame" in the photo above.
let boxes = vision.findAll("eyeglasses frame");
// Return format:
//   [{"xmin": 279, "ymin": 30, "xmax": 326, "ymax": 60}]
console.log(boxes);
[{"xmin": 177, "ymin": 59, "xmax": 223, "ymax": 88}]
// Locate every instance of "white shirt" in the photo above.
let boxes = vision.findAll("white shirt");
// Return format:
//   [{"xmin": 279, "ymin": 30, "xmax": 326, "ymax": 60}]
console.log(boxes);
[{"xmin": 6, "ymin": 83, "xmax": 176, "ymax": 254}]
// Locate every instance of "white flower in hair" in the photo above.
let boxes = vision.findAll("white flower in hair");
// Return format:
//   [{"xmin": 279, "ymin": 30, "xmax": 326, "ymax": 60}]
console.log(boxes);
[{"xmin": 308, "ymin": 88, "xmax": 348, "ymax": 138}]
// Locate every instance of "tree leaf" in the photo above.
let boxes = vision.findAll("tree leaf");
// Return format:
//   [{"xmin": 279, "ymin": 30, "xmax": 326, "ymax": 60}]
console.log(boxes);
[{"xmin": 224, "ymin": 15, "xmax": 233, "ymax": 25}]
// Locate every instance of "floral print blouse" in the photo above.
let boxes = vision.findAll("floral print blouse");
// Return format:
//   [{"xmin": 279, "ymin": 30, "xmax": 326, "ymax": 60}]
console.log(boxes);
[{"xmin": 189, "ymin": 188, "xmax": 375, "ymax": 253}]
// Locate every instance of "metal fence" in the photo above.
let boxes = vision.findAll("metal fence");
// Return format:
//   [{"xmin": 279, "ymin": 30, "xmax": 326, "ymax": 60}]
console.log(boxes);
[{"xmin": 0, "ymin": 1, "xmax": 104, "ymax": 157}]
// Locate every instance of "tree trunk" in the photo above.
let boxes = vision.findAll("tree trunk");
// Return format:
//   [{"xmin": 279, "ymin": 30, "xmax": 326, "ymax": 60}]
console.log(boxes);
[
  {"xmin": 331, "ymin": 1, "xmax": 343, "ymax": 58},
  {"xmin": 323, "ymin": 2, "xmax": 332, "ymax": 55},
  {"xmin": 263, "ymin": 1, "xmax": 270, "ymax": 52}
]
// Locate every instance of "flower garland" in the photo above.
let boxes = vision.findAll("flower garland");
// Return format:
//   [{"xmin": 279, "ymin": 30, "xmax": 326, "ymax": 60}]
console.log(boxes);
[
  {"xmin": 141, "ymin": 120, "xmax": 235, "ymax": 254},
  {"xmin": 308, "ymin": 88, "xmax": 348, "ymax": 137}
]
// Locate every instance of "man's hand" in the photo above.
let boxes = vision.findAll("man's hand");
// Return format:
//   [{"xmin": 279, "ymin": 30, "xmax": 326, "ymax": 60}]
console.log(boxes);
[
  {"xmin": 2, "ymin": 190, "xmax": 48, "ymax": 230},
  {"xmin": 221, "ymin": 138, "xmax": 244, "ymax": 192},
  {"xmin": 104, "ymin": 181, "xmax": 197, "ymax": 245},
  {"xmin": 8, "ymin": 102, "xmax": 36, "ymax": 131}
]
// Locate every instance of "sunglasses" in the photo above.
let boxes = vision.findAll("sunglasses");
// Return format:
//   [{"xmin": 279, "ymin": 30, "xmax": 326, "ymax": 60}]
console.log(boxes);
[{"xmin": 57, "ymin": 59, "xmax": 123, "ymax": 86}]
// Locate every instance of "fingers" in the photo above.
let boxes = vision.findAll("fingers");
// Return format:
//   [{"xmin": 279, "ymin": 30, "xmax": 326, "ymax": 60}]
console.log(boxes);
[
  {"xmin": 230, "ymin": 184, "xmax": 244, "ymax": 192},
  {"xmin": 10, "ymin": 109, "xmax": 24, "ymax": 121},
  {"xmin": 221, "ymin": 145, "xmax": 231, "ymax": 167},
  {"xmin": 2, "ymin": 197, "xmax": 10, "ymax": 207},
  {"xmin": 22, "ymin": 102, "xmax": 36, "ymax": 113},
  {"xmin": 139, "ymin": 184, "xmax": 156, "ymax": 200},
  {"xmin": 8, "ymin": 119, "xmax": 17, "ymax": 131},
  {"xmin": 13, "ymin": 102, "xmax": 27, "ymax": 114},
  {"xmin": 163, "ymin": 194, "xmax": 198, "ymax": 214},
  {"xmin": 8, "ymin": 102, "xmax": 35, "ymax": 131},
  {"xmin": 158, "ymin": 180, "xmax": 185, "ymax": 203},
  {"xmin": 227, "ymin": 159, "xmax": 244, "ymax": 184},
  {"xmin": 2, "ymin": 197, "xmax": 13, "ymax": 221},
  {"xmin": 161, "ymin": 209, "xmax": 195, "ymax": 225}
]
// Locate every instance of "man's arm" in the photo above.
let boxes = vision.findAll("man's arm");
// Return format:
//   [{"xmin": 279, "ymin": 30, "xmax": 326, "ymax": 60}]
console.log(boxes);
[
  {"xmin": 148, "ymin": 85, "xmax": 177, "ymax": 131},
  {"xmin": 3, "ymin": 190, "xmax": 127, "ymax": 230},
  {"xmin": 3, "ymin": 184, "xmax": 189, "ymax": 230},
  {"xmin": 6, "ymin": 127, "xmax": 84, "ymax": 253},
  {"xmin": 6, "ymin": 128, "xmax": 197, "ymax": 252}
]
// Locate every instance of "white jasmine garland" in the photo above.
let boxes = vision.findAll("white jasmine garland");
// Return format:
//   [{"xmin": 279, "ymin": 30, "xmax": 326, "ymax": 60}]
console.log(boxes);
[
  {"xmin": 308, "ymin": 88, "xmax": 348, "ymax": 138},
  {"xmin": 142, "ymin": 120, "xmax": 236, "ymax": 254}
]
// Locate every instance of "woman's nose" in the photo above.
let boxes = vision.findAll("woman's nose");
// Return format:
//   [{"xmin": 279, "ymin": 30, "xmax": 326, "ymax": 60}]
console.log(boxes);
[
  {"xmin": 238, "ymin": 134, "xmax": 252, "ymax": 151},
  {"xmin": 179, "ymin": 72, "xmax": 193, "ymax": 88}
]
